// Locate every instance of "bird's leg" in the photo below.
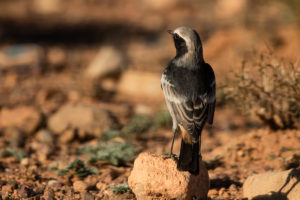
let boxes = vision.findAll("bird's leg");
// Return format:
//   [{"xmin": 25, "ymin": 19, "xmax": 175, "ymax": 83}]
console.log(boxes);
[
  {"xmin": 168, "ymin": 128, "xmax": 177, "ymax": 160},
  {"xmin": 163, "ymin": 127, "xmax": 177, "ymax": 160}
]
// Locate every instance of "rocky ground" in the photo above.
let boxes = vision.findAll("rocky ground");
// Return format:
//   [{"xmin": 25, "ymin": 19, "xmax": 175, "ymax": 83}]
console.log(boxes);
[{"xmin": 0, "ymin": 0, "xmax": 300, "ymax": 199}]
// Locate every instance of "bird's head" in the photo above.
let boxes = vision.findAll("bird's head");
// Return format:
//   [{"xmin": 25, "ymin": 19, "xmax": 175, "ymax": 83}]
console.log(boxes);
[{"xmin": 168, "ymin": 26, "xmax": 203, "ymax": 64}]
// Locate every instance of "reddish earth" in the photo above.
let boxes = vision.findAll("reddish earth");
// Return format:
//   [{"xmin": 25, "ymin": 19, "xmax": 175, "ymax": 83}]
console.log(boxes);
[{"xmin": 0, "ymin": 0, "xmax": 299, "ymax": 199}]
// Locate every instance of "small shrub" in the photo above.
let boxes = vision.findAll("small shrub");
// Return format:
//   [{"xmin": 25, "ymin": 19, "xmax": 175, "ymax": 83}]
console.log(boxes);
[
  {"xmin": 0, "ymin": 149, "xmax": 27, "ymax": 161},
  {"xmin": 57, "ymin": 159, "xmax": 98, "ymax": 178},
  {"xmin": 122, "ymin": 114, "xmax": 153, "ymax": 136},
  {"xmin": 152, "ymin": 108, "xmax": 172, "ymax": 129},
  {"xmin": 224, "ymin": 51, "xmax": 300, "ymax": 130},
  {"xmin": 109, "ymin": 184, "xmax": 131, "ymax": 194},
  {"xmin": 101, "ymin": 129, "xmax": 122, "ymax": 141},
  {"xmin": 78, "ymin": 141, "xmax": 135, "ymax": 166}
]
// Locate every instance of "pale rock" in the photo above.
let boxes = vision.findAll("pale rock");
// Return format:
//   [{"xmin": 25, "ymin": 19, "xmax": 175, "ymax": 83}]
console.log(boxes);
[
  {"xmin": 243, "ymin": 168, "xmax": 300, "ymax": 200},
  {"xmin": 85, "ymin": 46, "xmax": 125, "ymax": 80},
  {"xmin": 0, "ymin": 45, "xmax": 42, "ymax": 72},
  {"xmin": 73, "ymin": 181, "xmax": 88, "ymax": 192},
  {"xmin": 36, "ymin": 129, "xmax": 54, "ymax": 145},
  {"xmin": 48, "ymin": 103, "xmax": 114, "ymax": 138},
  {"xmin": 47, "ymin": 180, "xmax": 61, "ymax": 189},
  {"xmin": 1, "ymin": 106, "xmax": 41, "ymax": 135},
  {"xmin": 215, "ymin": 0, "xmax": 247, "ymax": 20},
  {"xmin": 117, "ymin": 70, "xmax": 164, "ymax": 101},
  {"xmin": 47, "ymin": 47, "xmax": 66, "ymax": 67},
  {"xmin": 128, "ymin": 152, "xmax": 209, "ymax": 200},
  {"xmin": 58, "ymin": 129, "xmax": 75, "ymax": 144},
  {"xmin": 4, "ymin": 127, "xmax": 24, "ymax": 148},
  {"xmin": 20, "ymin": 158, "xmax": 29, "ymax": 166},
  {"xmin": 32, "ymin": 0, "xmax": 64, "ymax": 15}
]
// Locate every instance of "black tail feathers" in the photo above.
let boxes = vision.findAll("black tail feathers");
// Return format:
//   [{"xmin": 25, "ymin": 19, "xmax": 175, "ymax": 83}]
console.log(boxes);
[{"xmin": 177, "ymin": 139, "xmax": 199, "ymax": 175}]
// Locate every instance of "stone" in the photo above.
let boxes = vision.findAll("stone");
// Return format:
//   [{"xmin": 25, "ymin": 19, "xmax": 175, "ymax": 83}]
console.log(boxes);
[
  {"xmin": 0, "ymin": 45, "xmax": 42, "ymax": 73},
  {"xmin": 1, "ymin": 106, "xmax": 41, "ymax": 135},
  {"xmin": 73, "ymin": 181, "xmax": 88, "ymax": 192},
  {"xmin": 43, "ymin": 187, "xmax": 55, "ymax": 200},
  {"xmin": 117, "ymin": 70, "xmax": 164, "ymax": 101},
  {"xmin": 1, "ymin": 184, "xmax": 14, "ymax": 198},
  {"xmin": 128, "ymin": 152, "xmax": 209, "ymax": 200},
  {"xmin": 4, "ymin": 127, "xmax": 25, "ymax": 148},
  {"xmin": 81, "ymin": 190, "xmax": 95, "ymax": 200},
  {"xmin": 85, "ymin": 46, "xmax": 126, "ymax": 80},
  {"xmin": 243, "ymin": 168, "xmax": 300, "ymax": 200},
  {"xmin": 58, "ymin": 129, "xmax": 75, "ymax": 144},
  {"xmin": 47, "ymin": 180, "xmax": 61, "ymax": 190},
  {"xmin": 48, "ymin": 103, "xmax": 114, "ymax": 138},
  {"xmin": 32, "ymin": 0, "xmax": 64, "ymax": 15},
  {"xmin": 36, "ymin": 129, "xmax": 54, "ymax": 145},
  {"xmin": 17, "ymin": 185, "xmax": 34, "ymax": 198},
  {"xmin": 20, "ymin": 158, "xmax": 29, "ymax": 166}
]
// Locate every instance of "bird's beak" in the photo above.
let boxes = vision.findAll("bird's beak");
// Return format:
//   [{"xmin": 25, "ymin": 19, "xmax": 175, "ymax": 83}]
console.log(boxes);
[{"xmin": 167, "ymin": 30, "xmax": 175, "ymax": 35}]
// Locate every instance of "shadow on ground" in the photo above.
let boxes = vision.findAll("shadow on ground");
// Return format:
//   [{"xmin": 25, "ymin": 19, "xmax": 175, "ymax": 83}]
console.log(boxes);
[{"xmin": 252, "ymin": 168, "xmax": 300, "ymax": 200}]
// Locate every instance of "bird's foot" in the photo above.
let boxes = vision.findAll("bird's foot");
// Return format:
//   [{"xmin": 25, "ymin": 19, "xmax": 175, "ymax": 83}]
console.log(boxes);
[{"xmin": 162, "ymin": 153, "xmax": 177, "ymax": 161}]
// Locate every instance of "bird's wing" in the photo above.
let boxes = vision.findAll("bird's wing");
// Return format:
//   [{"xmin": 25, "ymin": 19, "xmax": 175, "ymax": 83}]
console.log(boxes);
[
  {"xmin": 207, "ymin": 78, "xmax": 216, "ymax": 125},
  {"xmin": 205, "ymin": 63, "xmax": 216, "ymax": 125},
  {"xmin": 161, "ymin": 74, "xmax": 209, "ymax": 139}
]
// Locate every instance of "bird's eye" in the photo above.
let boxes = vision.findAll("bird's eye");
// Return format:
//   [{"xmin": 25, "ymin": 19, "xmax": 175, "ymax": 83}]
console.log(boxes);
[{"xmin": 174, "ymin": 34, "xmax": 180, "ymax": 39}]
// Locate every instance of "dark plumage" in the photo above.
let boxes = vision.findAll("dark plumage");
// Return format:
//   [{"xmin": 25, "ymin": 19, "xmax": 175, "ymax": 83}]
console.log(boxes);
[{"xmin": 161, "ymin": 26, "xmax": 216, "ymax": 175}]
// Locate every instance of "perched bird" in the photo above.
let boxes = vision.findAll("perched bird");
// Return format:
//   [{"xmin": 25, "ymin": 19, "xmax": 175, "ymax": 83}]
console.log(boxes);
[{"xmin": 161, "ymin": 26, "xmax": 216, "ymax": 175}]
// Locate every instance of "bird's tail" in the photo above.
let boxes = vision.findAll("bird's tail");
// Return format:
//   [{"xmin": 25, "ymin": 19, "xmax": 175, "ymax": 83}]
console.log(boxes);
[{"xmin": 177, "ymin": 139, "xmax": 199, "ymax": 175}]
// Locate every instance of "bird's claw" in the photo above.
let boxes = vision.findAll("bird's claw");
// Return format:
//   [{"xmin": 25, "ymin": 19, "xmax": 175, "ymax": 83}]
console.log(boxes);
[{"xmin": 162, "ymin": 153, "xmax": 177, "ymax": 161}]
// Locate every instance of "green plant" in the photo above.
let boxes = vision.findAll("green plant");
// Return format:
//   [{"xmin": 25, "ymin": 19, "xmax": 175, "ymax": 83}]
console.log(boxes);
[
  {"xmin": 0, "ymin": 149, "xmax": 27, "ymax": 161},
  {"xmin": 109, "ymin": 184, "xmax": 131, "ymax": 194},
  {"xmin": 152, "ymin": 108, "xmax": 172, "ymax": 129},
  {"xmin": 78, "ymin": 141, "xmax": 135, "ymax": 166},
  {"xmin": 224, "ymin": 51, "xmax": 300, "ymax": 129},
  {"xmin": 57, "ymin": 159, "xmax": 98, "ymax": 178},
  {"xmin": 101, "ymin": 129, "xmax": 122, "ymax": 141},
  {"xmin": 122, "ymin": 114, "xmax": 153, "ymax": 136}
]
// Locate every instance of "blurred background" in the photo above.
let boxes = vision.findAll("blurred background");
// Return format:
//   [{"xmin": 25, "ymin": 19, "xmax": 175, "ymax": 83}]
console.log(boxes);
[{"xmin": 0, "ymin": 0, "xmax": 299, "ymax": 199}]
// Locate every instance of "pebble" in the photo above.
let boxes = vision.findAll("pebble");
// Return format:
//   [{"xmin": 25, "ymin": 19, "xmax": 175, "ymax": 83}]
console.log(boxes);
[{"xmin": 73, "ymin": 181, "xmax": 88, "ymax": 192}]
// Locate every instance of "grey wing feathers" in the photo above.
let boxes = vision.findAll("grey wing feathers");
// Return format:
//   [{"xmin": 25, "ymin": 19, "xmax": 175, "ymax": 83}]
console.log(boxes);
[{"xmin": 161, "ymin": 74, "xmax": 210, "ymax": 138}]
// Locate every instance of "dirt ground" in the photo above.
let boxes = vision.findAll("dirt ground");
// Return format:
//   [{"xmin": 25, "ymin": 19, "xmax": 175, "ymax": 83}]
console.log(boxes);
[{"xmin": 0, "ymin": 0, "xmax": 299, "ymax": 199}]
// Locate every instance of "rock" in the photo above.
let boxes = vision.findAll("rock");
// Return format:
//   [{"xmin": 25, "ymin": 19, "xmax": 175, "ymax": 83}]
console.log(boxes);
[
  {"xmin": 30, "ymin": 141, "xmax": 53, "ymax": 162},
  {"xmin": 58, "ymin": 129, "xmax": 75, "ymax": 144},
  {"xmin": 142, "ymin": 0, "xmax": 178, "ymax": 10},
  {"xmin": 1, "ymin": 184, "xmax": 14, "ymax": 198},
  {"xmin": 17, "ymin": 185, "xmax": 34, "ymax": 198},
  {"xmin": 46, "ymin": 47, "xmax": 66, "ymax": 68},
  {"xmin": 48, "ymin": 103, "xmax": 114, "ymax": 138},
  {"xmin": 1, "ymin": 106, "xmax": 41, "ymax": 136},
  {"xmin": 4, "ymin": 127, "xmax": 25, "ymax": 148},
  {"xmin": 36, "ymin": 129, "xmax": 54, "ymax": 145},
  {"xmin": 96, "ymin": 181, "xmax": 108, "ymax": 192},
  {"xmin": 32, "ymin": 0, "xmax": 64, "ymax": 15},
  {"xmin": 0, "ymin": 45, "xmax": 42, "ymax": 73},
  {"xmin": 117, "ymin": 70, "xmax": 164, "ymax": 101},
  {"xmin": 128, "ymin": 152, "xmax": 209, "ymax": 200},
  {"xmin": 43, "ymin": 187, "xmax": 55, "ymax": 200},
  {"xmin": 47, "ymin": 180, "xmax": 61, "ymax": 190},
  {"xmin": 73, "ymin": 181, "xmax": 88, "ymax": 192},
  {"xmin": 20, "ymin": 158, "xmax": 29, "ymax": 166},
  {"xmin": 85, "ymin": 46, "xmax": 126, "ymax": 80},
  {"xmin": 215, "ymin": 0, "xmax": 247, "ymax": 21},
  {"xmin": 81, "ymin": 190, "xmax": 95, "ymax": 200},
  {"xmin": 243, "ymin": 168, "xmax": 300, "ymax": 200}
]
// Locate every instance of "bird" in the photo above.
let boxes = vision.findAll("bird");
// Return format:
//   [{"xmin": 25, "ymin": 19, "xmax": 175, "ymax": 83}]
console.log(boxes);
[{"xmin": 161, "ymin": 26, "xmax": 216, "ymax": 175}]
